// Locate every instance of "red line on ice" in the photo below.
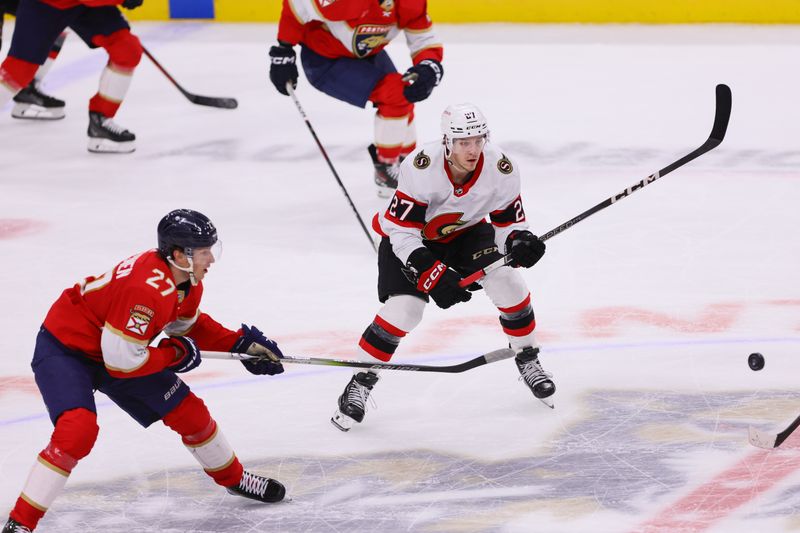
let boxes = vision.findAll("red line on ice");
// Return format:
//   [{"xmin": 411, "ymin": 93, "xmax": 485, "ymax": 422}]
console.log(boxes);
[{"xmin": 632, "ymin": 446, "xmax": 800, "ymax": 532}]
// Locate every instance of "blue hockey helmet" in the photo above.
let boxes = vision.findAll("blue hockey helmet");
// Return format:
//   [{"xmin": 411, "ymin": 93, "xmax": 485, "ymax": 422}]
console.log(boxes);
[{"xmin": 157, "ymin": 209, "xmax": 218, "ymax": 260}]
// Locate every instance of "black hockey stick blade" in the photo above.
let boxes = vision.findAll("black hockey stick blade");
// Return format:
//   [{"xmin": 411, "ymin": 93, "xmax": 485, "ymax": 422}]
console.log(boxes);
[
  {"xmin": 142, "ymin": 47, "xmax": 238, "ymax": 110},
  {"xmin": 202, "ymin": 348, "xmax": 515, "ymax": 373},
  {"xmin": 183, "ymin": 90, "xmax": 238, "ymax": 110},
  {"xmin": 748, "ymin": 413, "xmax": 800, "ymax": 449},
  {"xmin": 709, "ymin": 84, "xmax": 732, "ymax": 145}
]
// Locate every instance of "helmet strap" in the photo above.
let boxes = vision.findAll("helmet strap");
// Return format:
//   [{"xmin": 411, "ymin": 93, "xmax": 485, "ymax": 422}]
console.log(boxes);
[{"xmin": 167, "ymin": 250, "xmax": 199, "ymax": 286}]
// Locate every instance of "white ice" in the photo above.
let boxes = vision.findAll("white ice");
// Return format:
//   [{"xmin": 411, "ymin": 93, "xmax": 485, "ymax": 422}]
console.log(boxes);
[{"xmin": 1, "ymin": 21, "xmax": 799, "ymax": 533}]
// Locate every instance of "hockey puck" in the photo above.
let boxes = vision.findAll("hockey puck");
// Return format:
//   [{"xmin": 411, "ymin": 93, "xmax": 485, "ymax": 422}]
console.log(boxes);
[{"xmin": 748, "ymin": 352, "xmax": 765, "ymax": 371}]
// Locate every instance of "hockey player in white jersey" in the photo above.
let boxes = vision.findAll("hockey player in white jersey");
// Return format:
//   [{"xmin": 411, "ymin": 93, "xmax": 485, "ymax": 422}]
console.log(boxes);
[{"xmin": 331, "ymin": 103, "xmax": 553, "ymax": 432}]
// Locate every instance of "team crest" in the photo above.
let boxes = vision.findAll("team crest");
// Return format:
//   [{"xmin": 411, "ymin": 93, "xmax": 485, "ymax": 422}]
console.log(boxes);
[
  {"xmin": 497, "ymin": 154, "xmax": 513, "ymax": 175},
  {"xmin": 379, "ymin": 0, "xmax": 394, "ymax": 12},
  {"xmin": 352, "ymin": 25, "xmax": 390, "ymax": 58},
  {"xmin": 422, "ymin": 212, "xmax": 466, "ymax": 241},
  {"xmin": 126, "ymin": 304, "xmax": 154, "ymax": 336},
  {"xmin": 413, "ymin": 150, "xmax": 431, "ymax": 169}
]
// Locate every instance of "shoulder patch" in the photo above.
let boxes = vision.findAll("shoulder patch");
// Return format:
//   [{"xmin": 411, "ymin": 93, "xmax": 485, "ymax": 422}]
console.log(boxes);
[
  {"xmin": 126, "ymin": 305, "xmax": 154, "ymax": 336},
  {"xmin": 414, "ymin": 150, "xmax": 431, "ymax": 169},
  {"xmin": 497, "ymin": 153, "xmax": 513, "ymax": 175}
]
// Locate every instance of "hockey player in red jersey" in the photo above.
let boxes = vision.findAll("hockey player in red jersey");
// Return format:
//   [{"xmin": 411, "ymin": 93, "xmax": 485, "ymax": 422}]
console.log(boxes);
[
  {"xmin": 331, "ymin": 104, "xmax": 553, "ymax": 432},
  {"xmin": 0, "ymin": 0, "xmax": 144, "ymax": 152},
  {"xmin": 1, "ymin": 1, "xmax": 68, "ymax": 119},
  {"xmin": 2, "ymin": 210, "xmax": 287, "ymax": 533},
  {"xmin": 268, "ymin": 0, "xmax": 444, "ymax": 197}
]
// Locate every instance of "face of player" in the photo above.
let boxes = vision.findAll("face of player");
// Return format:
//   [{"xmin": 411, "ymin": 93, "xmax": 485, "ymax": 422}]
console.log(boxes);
[
  {"xmin": 172, "ymin": 245, "xmax": 217, "ymax": 283},
  {"xmin": 450, "ymin": 135, "xmax": 487, "ymax": 172}
]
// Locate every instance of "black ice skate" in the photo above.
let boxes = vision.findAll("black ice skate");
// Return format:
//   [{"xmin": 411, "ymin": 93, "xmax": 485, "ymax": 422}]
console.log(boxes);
[
  {"xmin": 331, "ymin": 371, "xmax": 379, "ymax": 432},
  {"xmin": 226, "ymin": 471, "xmax": 286, "ymax": 503},
  {"xmin": 87, "ymin": 111, "xmax": 136, "ymax": 153},
  {"xmin": 12, "ymin": 82, "xmax": 66, "ymax": 120},
  {"xmin": 367, "ymin": 144, "xmax": 399, "ymax": 198},
  {"xmin": 515, "ymin": 346, "xmax": 555, "ymax": 408},
  {"xmin": 2, "ymin": 518, "xmax": 32, "ymax": 533}
]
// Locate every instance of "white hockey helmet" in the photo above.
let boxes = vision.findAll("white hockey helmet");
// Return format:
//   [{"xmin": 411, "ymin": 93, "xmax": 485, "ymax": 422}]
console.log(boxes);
[{"xmin": 440, "ymin": 103, "xmax": 489, "ymax": 156}]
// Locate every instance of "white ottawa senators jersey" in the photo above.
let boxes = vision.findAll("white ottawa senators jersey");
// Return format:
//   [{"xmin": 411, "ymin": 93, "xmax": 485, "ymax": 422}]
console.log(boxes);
[
  {"xmin": 374, "ymin": 140, "xmax": 531, "ymax": 264},
  {"xmin": 278, "ymin": 0, "xmax": 441, "ymax": 62}
]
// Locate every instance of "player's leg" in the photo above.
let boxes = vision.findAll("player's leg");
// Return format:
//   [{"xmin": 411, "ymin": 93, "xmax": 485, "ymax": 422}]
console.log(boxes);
[
  {"xmin": 448, "ymin": 223, "xmax": 556, "ymax": 406},
  {"xmin": 299, "ymin": 47, "xmax": 408, "ymax": 196},
  {"xmin": 4, "ymin": 328, "xmax": 100, "ymax": 532},
  {"xmin": 366, "ymin": 52, "xmax": 415, "ymax": 177},
  {"xmin": 70, "ymin": 7, "xmax": 141, "ymax": 153},
  {"xmin": 0, "ymin": 0, "xmax": 74, "ymax": 115},
  {"xmin": 331, "ymin": 237, "xmax": 428, "ymax": 431},
  {"xmin": 101, "ymin": 372, "xmax": 285, "ymax": 503},
  {"xmin": 12, "ymin": 32, "xmax": 68, "ymax": 120}
]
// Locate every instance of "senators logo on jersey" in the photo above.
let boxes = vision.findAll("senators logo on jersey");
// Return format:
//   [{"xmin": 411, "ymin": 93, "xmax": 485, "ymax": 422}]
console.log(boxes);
[
  {"xmin": 352, "ymin": 25, "xmax": 390, "ymax": 58},
  {"xmin": 422, "ymin": 212, "xmax": 466, "ymax": 241},
  {"xmin": 497, "ymin": 154, "xmax": 513, "ymax": 175},
  {"xmin": 414, "ymin": 150, "xmax": 431, "ymax": 169}
]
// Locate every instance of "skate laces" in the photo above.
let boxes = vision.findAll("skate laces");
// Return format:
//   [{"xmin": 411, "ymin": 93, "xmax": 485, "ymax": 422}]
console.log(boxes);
[
  {"xmin": 238, "ymin": 471, "xmax": 270, "ymax": 496},
  {"xmin": 4, "ymin": 520, "xmax": 32, "ymax": 533},
  {"xmin": 346, "ymin": 379, "xmax": 377, "ymax": 411},
  {"xmin": 100, "ymin": 117, "xmax": 128, "ymax": 135},
  {"xmin": 518, "ymin": 357, "xmax": 552, "ymax": 386}
]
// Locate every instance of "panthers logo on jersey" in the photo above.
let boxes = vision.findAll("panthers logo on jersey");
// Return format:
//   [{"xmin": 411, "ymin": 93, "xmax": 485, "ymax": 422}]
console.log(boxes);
[
  {"xmin": 353, "ymin": 25, "xmax": 391, "ymax": 58},
  {"xmin": 497, "ymin": 154, "xmax": 513, "ymax": 175},
  {"xmin": 414, "ymin": 150, "xmax": 431, "ymax": 169}
]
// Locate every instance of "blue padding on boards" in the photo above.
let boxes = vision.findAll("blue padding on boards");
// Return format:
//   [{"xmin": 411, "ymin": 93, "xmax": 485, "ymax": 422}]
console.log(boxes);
[{"xmin": 169, "ymin": 0, "xmax": 215, "ymax": 19}]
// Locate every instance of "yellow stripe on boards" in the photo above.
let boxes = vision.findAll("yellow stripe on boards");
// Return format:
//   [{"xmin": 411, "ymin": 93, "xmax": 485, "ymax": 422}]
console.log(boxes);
[
  {"xmin": 115, "ymin": 0, "xmax": 800, "ymax": 23},
  {"xmin": 124, "ymin": 0, "xmax": 171, "ymax": 21}
]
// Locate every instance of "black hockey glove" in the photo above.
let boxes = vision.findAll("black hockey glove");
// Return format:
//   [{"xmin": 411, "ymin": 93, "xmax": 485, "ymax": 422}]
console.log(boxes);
[
  {"xmin": 402, "ymin": 59, "xmax": 443, "ymax": 103},
  {"xmin": 121, "ymin": 0, "xmax": 144, "ymax": 10},
  {"xmin": 407, "ymin": 248, "xmax": 471, "ymax": 309},
  {"xmin": 505, "ymin": 230, "xmax": 546, "ymax": 268},
  {"xmin": 161, "ymin": 336, "xmax": 202, "ymax": 373},
  {"xmin": 269, "ymin": 43, "xmax": 298, "ymax": 96},
  {"xmin": 231, "ymin": 324, "xmax": 285, "ymax": 375}
]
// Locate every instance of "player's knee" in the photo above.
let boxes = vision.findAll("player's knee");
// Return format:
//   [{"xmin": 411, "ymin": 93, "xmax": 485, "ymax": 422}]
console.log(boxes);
[
  {"xmin": 52, "ymin": 408, "xmax": 99, "ymax": 460},
  {"xmin": 370, "ymin": 73, "xmax": 413, "ymax": 117},
  {"xmin": 379, "ymin": 294, "xmax": 426, "ymax": 332},
  {"xmin": 162, "ymin": 392, "xmax": 212, "ymax": 438},
  {"xmin": 483, "ymin": 266, "xmax": 529, "ymax": 305},
  {"xmin": 0, "ymin": 56, "xmax": 39, "ymax": 92},
  {"xmin": 94, "ymin": 29, "xmax": 143, "ymax": 70}
]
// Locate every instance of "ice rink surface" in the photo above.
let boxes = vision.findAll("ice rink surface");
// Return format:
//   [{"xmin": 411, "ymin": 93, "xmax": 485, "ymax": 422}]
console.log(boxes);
[{"xmin": 1, "ymin": 21, "xmax": 800, "ymax": 532}]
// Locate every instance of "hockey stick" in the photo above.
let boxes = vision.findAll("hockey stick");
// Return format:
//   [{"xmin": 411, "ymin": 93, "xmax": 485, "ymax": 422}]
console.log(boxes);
[
  {"xmin": 748, "ymin": 414, "xmax": 800, "ymax": 449},
  {"xmin": 286, "ymin": 83, "xmax": 377, "ymax": 253},
  {"xmin": 459, "ymin": 83, "xmax": 732, "ymax": 289},
  {"xmin": 201, "ymin": 347, "xmax": 514, "ymax": 373},
  {"xmin": 142, "ymin": 47, "xmax": 238, "ymax": 109}
]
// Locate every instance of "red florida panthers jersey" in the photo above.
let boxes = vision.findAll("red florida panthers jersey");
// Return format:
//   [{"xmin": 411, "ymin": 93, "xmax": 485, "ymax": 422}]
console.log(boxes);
[
  {"xmin": 278, "ymin": 0, "xmax": 442, "ymax": 63},
  {"xmin": 43, "ymin": 250, "xmax": 239, "ymax": 378}
]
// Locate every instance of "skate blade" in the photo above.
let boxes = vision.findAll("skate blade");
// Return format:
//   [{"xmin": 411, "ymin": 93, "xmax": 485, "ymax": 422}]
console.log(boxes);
[
  {"xmin": 331, "ymin": 410, "xmax": 355, "ymax": 432},
  {"xmin": 87, "ymin": 138, "xmax": 136, "ymax": 154},
  {"xmin": 12, "ymin": 103, "xmax": 65, "ymax": 120},
  {"xmin": 538, "ymin": 396, "xmax": 555, "ymax": 409}
]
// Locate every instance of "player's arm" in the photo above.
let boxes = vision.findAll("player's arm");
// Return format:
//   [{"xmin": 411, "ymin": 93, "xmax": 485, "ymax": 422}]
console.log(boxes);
[
  {"xmin": 382, "ymin": 188, "xmax": 428, "ymax": 265},
  {"xmin": 165, "ymin": 291, "xmax": 284, "ymax": 376},
  {"xmin": 269, "ymin": 0, "xmax": 304, "ymax": 95},
  {"xmin": 101, "ymin": 288, "xmax": 194, "ymax": 378},
  {"xmin": 489, "ymin": 157, "xmax": 545, "ymax": 268},
  {"xmin": 397, "ymin": 0, "xmax": 443, "ymax": 103}
]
